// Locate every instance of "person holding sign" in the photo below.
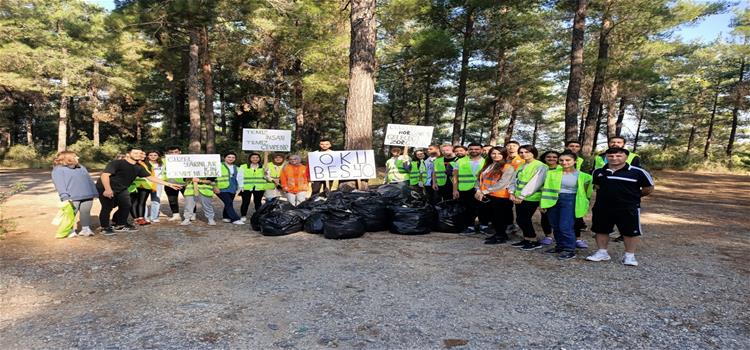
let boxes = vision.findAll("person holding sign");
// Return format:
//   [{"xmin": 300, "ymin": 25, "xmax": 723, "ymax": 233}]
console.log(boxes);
[
  {"xmin": 264, "ymin": 153, "xmax": 286, "ymax": 200},
  {"xmin": 97, "ymin": 147, "xmax": 183, "ymax": 235},
  {"xmin": 310, "ymin": 139, "xmax": 333, "ymax": 195},
  {"xmin": 408, "ymin": 149, "xmax": 428, "ymax": 192},
  {"xmin": 238, "ymin": 153, "xmax": 268, "ymax": 220},
  {"xmin": 280, "ymin": 154, "xmax": 309, "ymax": 206},
  {"xmin": 215, "ymin": 152, "xmax": 243, "ymax": 225},
  {"xmin": 181, "ymin": 177, "xmax": 217, "ymax": 226},
  {"xmin": 452, "ymin": 143, "xmax": 486, "ymax": 234},
  {"xmin": 163, "ymin": 146, "xmax": 187, "ymax": 221},
  {"xmin": 384, "ymin": 146, "xmax": 410, "ymax": 185}
]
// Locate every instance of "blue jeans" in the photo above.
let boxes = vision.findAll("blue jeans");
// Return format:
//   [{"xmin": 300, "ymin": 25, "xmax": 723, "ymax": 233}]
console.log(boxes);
[
  {"xmin": 217, "ymin": 192, "xmax": 241, "ymax": 222},
  {"xmin": 149, "ymin": 185, "xmax": 163, "ymax": 221},
  {"xmin": 547, "ymin": 193, "xmax": 576, "ymax": 251}
]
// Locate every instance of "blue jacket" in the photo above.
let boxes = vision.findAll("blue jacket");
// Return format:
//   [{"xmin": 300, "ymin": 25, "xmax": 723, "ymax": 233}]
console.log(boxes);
[{"xmin": 51, "ymin": 165, "xmax": 98, "ymax": 201}]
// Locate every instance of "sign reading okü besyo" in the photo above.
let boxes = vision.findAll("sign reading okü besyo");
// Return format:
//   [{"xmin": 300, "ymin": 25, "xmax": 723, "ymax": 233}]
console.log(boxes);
[
  {"xmin": 384, "ymin": 124, "xmax": 434, "ymax": 148},
  {"xmin": 165, "ymin": 154, "xmax": 222, "ymax": 178},
  {"xmin": 242, "ymin": 128, "xmax": 292, "ymax": 152},
  {"xmin": 308, "ymin": 150, "xmax": 377, "ymax": 181}
]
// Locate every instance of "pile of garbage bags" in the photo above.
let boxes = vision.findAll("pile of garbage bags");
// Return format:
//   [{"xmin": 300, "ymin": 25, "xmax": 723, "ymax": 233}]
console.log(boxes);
[{"xmin": 250, "ymin": 184, "xmax": 462, "ymax": 239}]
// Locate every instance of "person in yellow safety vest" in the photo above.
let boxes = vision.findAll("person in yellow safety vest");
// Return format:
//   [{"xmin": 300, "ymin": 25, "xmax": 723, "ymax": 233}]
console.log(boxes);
[
  {"xmin": 431, "ymin": 144, "xmax": 457, "ymax": 202},
  {"xmin": 508, "ymin": 145, "xmax": 548, "ymax": 251},
  {"xmin": 384, "ymin": 146, "xmax": 410, "ymax": 185},
  {"xmin": 564, "ymin": 140, "xmax": 589, "ymax": 246},
  {"xmin": 593, "ymin": 136, "xmax": 641, "ymax": 170},
  {"xmin": 129, "ymin": 150, "xmax": 153, "ymax": 226},
  {"xmin": 452, "ymin": 143, "xmax": 486, "ymax": 234},
  {"xmin": 181, "ymin": 176, "xmax": 217, "ymax": 226},
  {"xmin": 163, "ymin": 146, "xmax": 187, "ymax": 221},
  {"xmin": 215, "ymin": 152, "xmax": 243, "ymax": 225},
  {"xmin": 408, "ymin": 149, "xmax": 428, "ymax": 193},
  {"xmin": 539, "ymin": 151, "xmax": 593, "ymax": 261},
  {"xmin": 264, "ymin": 153, "xmax": 286, "ymax": 200},
  {"xmin": 538, "ymin": 150, "xmax": 561, "ymax": 246},
  {"xmin": 238, "ymin": 153, "xmax": 271, "ymax": 220}
]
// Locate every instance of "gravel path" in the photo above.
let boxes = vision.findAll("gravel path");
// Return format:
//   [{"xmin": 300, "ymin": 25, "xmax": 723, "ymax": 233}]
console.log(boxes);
[{"xmin": 0, "ymin": 170, "xmax": 748, "ymax": 349}]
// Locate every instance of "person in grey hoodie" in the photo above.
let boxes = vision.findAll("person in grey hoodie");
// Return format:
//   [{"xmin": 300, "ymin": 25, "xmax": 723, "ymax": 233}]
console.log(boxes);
[{"xmin": 51, "ymin": 151, "xmax": 98, "ymax": 237}]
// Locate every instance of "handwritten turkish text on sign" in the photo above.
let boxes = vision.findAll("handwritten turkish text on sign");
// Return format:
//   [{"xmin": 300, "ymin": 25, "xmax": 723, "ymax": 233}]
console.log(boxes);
[
  {"xmin": 242, "ymin": 129, "xmax": 292, "ymax": 151},
  {"xmin": 384, "ymin": 124, "xmax": 434, "ymax": 147},
  {"xmin": 308, "ymin": 150, "xmax": 377, "ymax": 181},
  {"xmin": 165, "ymin": 154, "xmax": 222, "ymax": 178}
]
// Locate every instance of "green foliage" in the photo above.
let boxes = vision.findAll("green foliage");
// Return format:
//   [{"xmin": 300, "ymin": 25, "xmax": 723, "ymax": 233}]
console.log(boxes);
[
  {"xmin": 0, "ymin": 182, "xmax": 27, "ymax": 239},
  {"xmin": 3, "ymin": 145, "xmax": 39, "ymax": 162},
  {"xmin": 638, "ymin": 145, "xmax": 750, "ymax": 173},
  {"xmin": 67, "ymin": 133, "xmax": 129, "ymax": 167}
]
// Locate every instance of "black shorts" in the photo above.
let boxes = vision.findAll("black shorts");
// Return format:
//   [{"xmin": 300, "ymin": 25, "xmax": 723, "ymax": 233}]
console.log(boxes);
[{"xmin": 591, "ymin": 206, "xmax": 642, "ymax": 237}]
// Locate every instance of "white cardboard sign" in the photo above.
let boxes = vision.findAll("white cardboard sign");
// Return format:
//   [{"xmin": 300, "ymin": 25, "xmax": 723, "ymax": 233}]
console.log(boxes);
[
  {"xmin": 384, "ymin": 124, "xmax": 434, "ymax": 147},
  {"xmin": 165, "ymin": 154, "xmax": 222, "ymax": 178},
  {"xmin": 242, "ymin": 128, "xmax": 292, "ymax": 151},
  {"xmin": 307, "ymin": 150, "xmax": 377, "ymax": 181}
]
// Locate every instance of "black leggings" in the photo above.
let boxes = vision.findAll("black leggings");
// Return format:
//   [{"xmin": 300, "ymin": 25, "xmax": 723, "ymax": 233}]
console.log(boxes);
[
  {"xmin": 515, "ymin": 200, "xmax": 540, "ymax": 239},
  {"xmin": 240, "ymin": 190, "xmax": 265, "ymax": 216},
  {"xmin": 458, "ymin": 189, "xmax": 477, "ymax": 228},
  {"xmin": 164, "ymin": 186, "xmax": 182, "ymax": 214},
  {"xmin": 99, "ymin": 188, "xmax": 131, "ymax": 228},
  {"xmin": 486, "ymin": 196, "xmax": 514, "ymax": 240},
  {"xmin": 130, "ymin": 188, "xmax": 150, "ymax": 219}
]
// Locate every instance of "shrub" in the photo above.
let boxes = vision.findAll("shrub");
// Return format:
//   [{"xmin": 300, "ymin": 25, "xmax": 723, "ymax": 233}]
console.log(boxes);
[{"xmin": 4, "ymin": 145, "xmax": 38, "ymax": 163}]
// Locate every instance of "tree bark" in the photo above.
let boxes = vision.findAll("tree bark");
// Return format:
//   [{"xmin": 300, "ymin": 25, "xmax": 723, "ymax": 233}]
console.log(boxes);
[
  {"xmin": 200, "ymin": 26, "xmax": 216, "ymax": 153},
  {"xmin": 592, "ymin": 104, "xmax": 604, "ymax": 152},
  {"xmin": 57, "ymin": 48, "xmax": 69, "ymax": 153},
  {"xmin": 344, "ymin": 0, "xmax": 376, "ymax": 150},
  {"xmin": 170, "ymin": 78, "xmax": 180, "ymax": 139},
  {"xmin": 615, "ymin": 95, "xmax": 627, "ymax": 136},
  {"xmin": 490, "ymin": 49, "xmax": 507, "ymax": 146},
  {"xmin": 93, "ymin": 118, "xmax": 100, "ymax": 147},
  {"xmin": 423, "ymin": 72, "xmax": 432, "ymax": 125},
  {"xmin": 503, "ymin": 107, "xmax": 517, "ymax": 145},
  {"xmin": 25, "ymin": 114, "xmax": 33, "ymax": 147},
  {"xmin": 532, "ymin": 116, "xmax": 539, "ymax": 147},
  {"xmin": 219, "ymin": 86, "xmax": 226, "ymax": 136},
  {"xmin": 703, "ymin": 87, "xmax": 720, "ymax": 159},
  {"xmin": 461, "ymin": 107, "xmax": 469, "ymax": 145},
  {"xmin": 727, "ymin": 57, "xmax": 745, "ymax": 157},
  {"xmin": 564, "ymin": 0, "xmax": 588, "ymax": 142},
  {"xmin": 633, "ymin": 99, "xmax": 645, "ymax": 152},
  {"xmin": 581, "ymin": 1, "xmax": 612, "ymax": 156},
  {"xmin": 293, "ymin": 59, "xmax": 304, "ymax": 150},
  {"xmin": 451, "ymin": 5, "xmax": 475, "ymax": 144},
  {"xmin": 605, "ymin": 81, "xmax": 619, "ymax": 139},
  {"xmin": 686, "ymin": 123, "xmax": 697, "ymax": 158},
  {"xmin": 188, "ymin": 28, "xmax": 202, "ymax": 154}
]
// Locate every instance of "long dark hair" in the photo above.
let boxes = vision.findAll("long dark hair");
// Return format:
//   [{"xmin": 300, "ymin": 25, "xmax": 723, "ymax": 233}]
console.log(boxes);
[
  {"xmin": 146, "ymin": 150, "xmax": 162, "ymax": 166},
  {"xmin": 479, "ymin": 146, "xmax": 509, "ymax": 177},
  {"xmin": 248, "ymin": 153, "xmax": 263, "ymax": 166}
]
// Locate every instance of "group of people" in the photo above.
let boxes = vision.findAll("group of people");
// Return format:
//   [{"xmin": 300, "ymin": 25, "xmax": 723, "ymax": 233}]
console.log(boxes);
[
  {"xmin": 381, "ymin": 136, "xmax": 652, "ymax": 265},
  {"xmin": 51, "ymin": 136, "xmax": 653, "ymax": 266}
]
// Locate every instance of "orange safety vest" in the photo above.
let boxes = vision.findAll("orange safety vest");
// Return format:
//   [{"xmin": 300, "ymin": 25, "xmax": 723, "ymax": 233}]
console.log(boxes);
[
  {"xmin": 478, "ymin": 163, "xmax": 512, "ymax": 198},
  {"xmin": 509, "ymin": 155, "xmax": 524, "ymax": 171},
  {"xmin": 280, "ymin": 164, "xmax": 309, "ymax": 194}
]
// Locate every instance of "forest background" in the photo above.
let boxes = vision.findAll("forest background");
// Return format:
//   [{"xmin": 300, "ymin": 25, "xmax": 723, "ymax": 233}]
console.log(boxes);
[{"xmin": 0, "ymin": 0, "xmax": 748, "ymax": 172}]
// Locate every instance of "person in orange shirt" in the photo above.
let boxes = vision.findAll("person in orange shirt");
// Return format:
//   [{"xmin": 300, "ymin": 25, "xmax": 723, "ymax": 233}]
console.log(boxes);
[
  {"xmin": 280, "ymin": 154, "xmax": 309, "ymax": 206},
  {"xmin": 505, "ymin": 140, "xmax": 524, "ymax": 170},
  {"xmin": 474, "ymin": 146, "xmax": 516, "ymax": 244}
]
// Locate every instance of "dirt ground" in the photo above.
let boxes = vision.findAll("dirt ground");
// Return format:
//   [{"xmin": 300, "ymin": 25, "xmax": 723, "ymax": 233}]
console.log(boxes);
[{"xmin": 0, "ymin": 169, "xmax": 748, "ymax": 349}]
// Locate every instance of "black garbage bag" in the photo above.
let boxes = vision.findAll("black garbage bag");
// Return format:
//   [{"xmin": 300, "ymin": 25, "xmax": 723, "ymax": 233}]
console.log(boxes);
[
  {"xmin": 289, "ymin": 208, "xmax": 313, "ymax": 221},
  {"xmin": 304, "ymin": 212, "xmax": 326, "ymax": 234},
  {"xmin": 351, "ymin": 196, "xmax": 389, "ymax": 232},
  {"xmin": 296, "ymin": 194, "xmax": 328, "ymax": 210},
  {"xmin": 326, "ymin": 190, "xmax": 371, "ymax": 211},
  {"xmin": 373, "ymin": 184, "xmax": 409, "ymax": 204},
  {"xmin": 404, "ymin": 189, "xmax": 429, "ymax": 208},
  {"xmin": 259, "ymin": 211, "xmax": 303, "ymax": 236},
  {"xmin": 323, "ymin": 209, "xmax": 366, "ymax": 239},
  {"xmin": 250, "ymin": 198, "xmax": 293, "ymax": 231},
  {"xmin": 433, "ymin": 200, "xmax": 469, "ymax": 233},
  {"xmin": 389, "ymin": 204, "xmax": 436, "ymax": 235}
]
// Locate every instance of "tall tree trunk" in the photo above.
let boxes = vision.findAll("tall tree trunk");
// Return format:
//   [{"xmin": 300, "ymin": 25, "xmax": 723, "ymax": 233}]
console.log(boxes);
[
  {"xmin": 615, "ymin": 95, "xmax": 627, "ymax": 136},
  {"xmin": 461, "ymin": 107, "xmax": 469, "ymax": 145},
  {"xmin": 564, "ymin": 0, "xmax": 588, "ymax": 141},
  {"xmin": 200, "ymin": 26, "xmax": 216, "ymax": 153},
  {"xmin": 293, "ymin": 59, "xmax": 304, "ymax": 150},
  {"xmin": 93, "ymin": 118, "xmax": 100, "ymax": 147},
  {"xmin": 188, "ymin": 28, "xmax": 202, "ymax": 153},
  {"xmin": 271, "ymin": 57, "xmax": 284, "ymax": 129},
  {"xmin": 490, "ymin": 49, "xmax": 507, "ymax": 146},
  {"xmin": 703, "ymin": 87, "xmax": 720, "ymax": 159},
  {"xmin": 532, "ymin": 116, "xmax": 539, "ymax": 147},
  {"xmin": 578, "ymin": 104, "xmax": 587, "ymax": 143},
  {"xmin": 451, "ymin": 6, "xmax": 475, "ymax": 144},
  {"xmin": 344, "ymin": 0, "xmax": 376, "ymax": 150},
  {"xmin": 170, "ymin": 78, "xmax": 179, "ymax": 139},
  {"xmin": 219, "ymin": 86, "xmax": 226, "ymax": 136},
  {"xmin": 25, "ymin": 114, "xmax": 33, "ymax": 146},
  {"xmin": 503, "ymin": 107, "xmax": 517, "ymax": 145},
  {"xmin": 605, "ymin": 81, "xmax": 619, "ymax": 139},
  {"xmin": 581, "ymin": 1, "xmax": 612, "ymax": 156},
  {"xmin": 58, "ymin": 78, "xmax": 69, "ymax": 152},
  {"xmin": 89, "ymin": 85, "xmax": 100, "ymax": 147},
  {"xmin": 423, "ymin": 72, "xmax": 432, "ymax": 125},
  {"xmin": 633, "ymin": 99, "xmax": 645, "ymax": 152},
  {"xmin": 686, "ymin": 123, "xmax": 697, "ymax": 158},
  {"xmin": 592, "ymin": 104, "xmax": 604, "ymax": 152},
  {"xmin": 727, "ymin": 57, "xmax": 745, "ymax": 157}
]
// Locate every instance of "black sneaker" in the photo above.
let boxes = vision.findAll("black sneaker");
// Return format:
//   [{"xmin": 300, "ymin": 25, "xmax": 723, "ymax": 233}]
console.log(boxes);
[
  {"xmin": 101, "ymin": 227, "xmax": 116, "ymax": 236},
  {"xmin": 521, "ymin": 241, "xmax": 543, "ymax": 251},
  {"xmin": 558, "ymin": 251, "xmax": 577, "ymax": 260},
  {"xmin": 484, "ymin": 235, "xmax": 507, "ymax": 245},
  {"xmin": 113, "ymin": 225, "xmax": 139, "ymax": 233},
  {"xmin": 545, "ymin": 246, "xmax": 564, "ymax": 254},
  {"xmin": 511, "ymin": 240, "xmax": 528, "ymax": 248},
  {"xmin": 460, "ymin": 226, "xmax": 478, "ymax": 236}
]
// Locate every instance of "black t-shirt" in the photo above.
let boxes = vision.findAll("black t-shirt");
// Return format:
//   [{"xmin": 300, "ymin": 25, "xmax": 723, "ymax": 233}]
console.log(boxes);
[
  {"xmin": 96, "ymin": 159, "xmax": 151, "ymax": 193},
  {"xmin": 592, "ymin": 164, "xmax": 654, "ymax": 209}
]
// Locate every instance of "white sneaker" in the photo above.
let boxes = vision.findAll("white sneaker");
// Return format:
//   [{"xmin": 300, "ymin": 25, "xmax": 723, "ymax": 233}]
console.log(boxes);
[
  {"xmin": 622, "ymin": 255, "xmax": 639, "ymax": 266},
  {"xmin": 208, "ymin": 219, "xmax": 217, "ymax": 226},
  {"xmin": 586, "ymin": 250, "xmax": 611, "ymax": 262},
  {"xmin": 168, "ymin": 213, "xmax": 181, "ymax": 221},
  {"xmin": 67, "ymin": 231, "xmax": 78, "ymax": 238},
  {"xmin": 240, "ymin": 217, "xmax": 247, "ymax": 222},
  {"xmin": 232, "ymin": 220, "xmax": 244, "ymax": 225},
  {"xmin": 180, "ymin": 219, "xmax": 191, "ymax": 226},
  {"xmin": 222, "ymin": 218, "xmax": 231, "ymax": 223},
  {"xmin": 151, "ymin": 219, "xmax": 160, "ymax": 223},
  {"xmin": 190, "ymin": 216, "xmax": 196, "ymax": 221},
  {"xmin": 79, "ymin": 228, "xmax": 94, "ymax": 237}
]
